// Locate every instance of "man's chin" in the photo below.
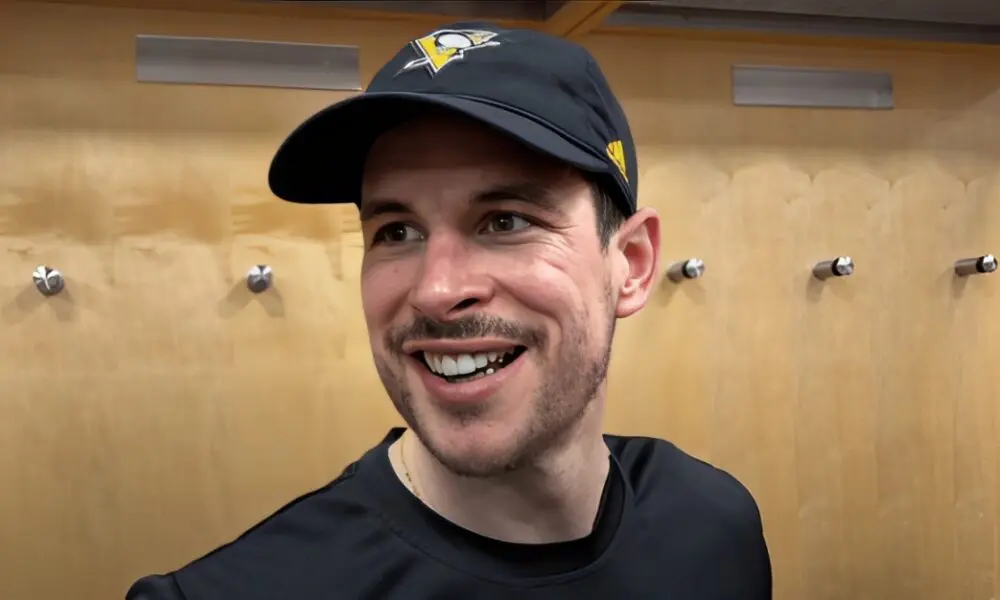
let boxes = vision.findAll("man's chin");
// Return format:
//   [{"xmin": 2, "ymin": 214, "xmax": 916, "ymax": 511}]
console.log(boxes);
[
  {"xmin": 412, "ymin": 420, "xmax": 526, "ymax": 478},
  {"xmin": 427, "ymin": 442, "xmax": 521, "ymax": 479}
]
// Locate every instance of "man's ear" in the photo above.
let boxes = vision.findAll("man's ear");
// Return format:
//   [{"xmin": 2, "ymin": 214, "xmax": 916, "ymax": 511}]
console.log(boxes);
[{"xmin": 613, "ymin": 207, "xmax": 661, "ymax": 319}]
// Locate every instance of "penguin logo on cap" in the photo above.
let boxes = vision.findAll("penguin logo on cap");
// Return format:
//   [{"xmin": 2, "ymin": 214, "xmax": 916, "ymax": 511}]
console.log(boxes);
[{"xmin": 400, "ymin": 29, "xmax": 501, "ymax": 75}]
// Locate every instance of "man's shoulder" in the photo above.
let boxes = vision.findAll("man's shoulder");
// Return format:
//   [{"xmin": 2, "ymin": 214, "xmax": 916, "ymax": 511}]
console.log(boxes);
[
  {"xmin": 126, "ymin": 454, "xmax": 381, "ymax": 600},
  {"xmin": 608, "ymin": 434, "xmax": 772, "ymax": 597},
  {"xmin": 606, "ymin": 433, "xmax": 763, "ymax": 531}
]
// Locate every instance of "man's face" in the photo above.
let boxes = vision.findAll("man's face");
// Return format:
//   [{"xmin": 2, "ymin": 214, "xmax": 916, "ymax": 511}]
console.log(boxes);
[{"xmin": 359, "ymin": 114, "xmax": 656, "ymax": 478}]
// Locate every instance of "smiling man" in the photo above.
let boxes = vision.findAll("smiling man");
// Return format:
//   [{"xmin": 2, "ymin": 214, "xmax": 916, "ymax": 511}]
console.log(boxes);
[{"xmin": 127, "ymin": 22, "xmax": 772, "ymax": 600}]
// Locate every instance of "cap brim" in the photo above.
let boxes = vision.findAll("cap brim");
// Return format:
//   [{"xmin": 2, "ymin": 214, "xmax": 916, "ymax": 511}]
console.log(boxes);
[{"xmin": 268, "ymin": 92, "xmax": 609, "ymax": 205}]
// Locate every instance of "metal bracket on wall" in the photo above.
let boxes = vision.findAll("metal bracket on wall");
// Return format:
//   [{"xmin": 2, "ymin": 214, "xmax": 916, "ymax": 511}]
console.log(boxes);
[
  {"xmin": 246, "ymin": 265, "xmax": 274, "ymax": 293},
  {"xmin": 954, "ymin": 255, "xmax": 997, "ymax": 277},
  {"xmin": 33, "ymin": 266, "xmax": 64, "ymax": 296},
  {"xmin": 813, "ymin": 256, "xmax": 854, "ymax": 280},
  {"xmin": 666, "ymin": 258, "xmax": 706, "ymax": 283}
]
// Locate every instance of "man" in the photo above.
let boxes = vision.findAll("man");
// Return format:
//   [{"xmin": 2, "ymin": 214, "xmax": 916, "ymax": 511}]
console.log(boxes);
[{"xmin": 127, "ymin": 22, "xmax": 772, "ymax": 600}]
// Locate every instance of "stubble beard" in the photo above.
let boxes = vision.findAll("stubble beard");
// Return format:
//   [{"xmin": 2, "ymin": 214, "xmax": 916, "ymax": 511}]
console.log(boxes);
[{"xmin": 373, "ymin": 299, "xmax": 616, "ymax": 480}]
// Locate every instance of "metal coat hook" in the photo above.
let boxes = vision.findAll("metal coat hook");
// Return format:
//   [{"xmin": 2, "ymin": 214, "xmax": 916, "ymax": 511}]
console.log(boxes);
[
  {"xmin": 666, "ymin": 258, "xmax": 705, "ymax": 283},
  {"xmin": 33, "ymin": 265, "xmax": 64, "ymax": 296},
  {"xmin": 813, "ymin": 256, "xmax": 854, "ymax": 281},
  {"xmin": 954, "ymin": 254, "xmax": 997, "ymax": 277},
  {"xmin": 246, "ymin": 264, "xmax": 273, "ymax": 293}
]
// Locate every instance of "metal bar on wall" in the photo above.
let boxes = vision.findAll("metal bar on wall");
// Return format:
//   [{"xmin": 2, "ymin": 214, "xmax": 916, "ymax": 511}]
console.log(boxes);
[
  {"xmin": 731, "ymin": 65, "xmax": 894, "ymax": 109},
  {"xmin": 135, "ymin": 35, "xmax": 362, "ymax": 91}
]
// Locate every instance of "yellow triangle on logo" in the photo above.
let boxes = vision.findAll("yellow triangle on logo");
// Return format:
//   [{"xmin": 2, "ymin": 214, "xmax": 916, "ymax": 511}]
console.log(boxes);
[{"xmin": 606, "ymin": 140, "xmax": 627, "ymax": 182}]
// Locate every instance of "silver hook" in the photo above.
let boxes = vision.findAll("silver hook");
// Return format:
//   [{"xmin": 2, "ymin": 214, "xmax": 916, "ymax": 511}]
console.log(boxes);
[
  {"xmin": 954, "ymin": 254, "xmax": 997, "ymax": 277},
  {"xmin": 813, "ymin": 256, "xmax": 854, "ymax": 280},
  {"xmin": 246, "ymin": 264, "xmax": 273, "ymax": 293},
  {"xmin": 666, "ymin": 258, "xmax": 705, "ymax": 283},
  {"xmin": 33, "ymin": 265, "xmax": 65, "ymax": 296}
]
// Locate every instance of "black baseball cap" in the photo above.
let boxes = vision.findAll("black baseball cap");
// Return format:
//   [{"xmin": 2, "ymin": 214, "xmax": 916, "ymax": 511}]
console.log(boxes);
[{"xmin": 268, "ymin": 22, "xmax": 638, "ymax": 217}]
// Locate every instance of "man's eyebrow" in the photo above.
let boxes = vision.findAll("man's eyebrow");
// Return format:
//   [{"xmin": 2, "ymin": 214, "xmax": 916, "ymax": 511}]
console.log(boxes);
[
  {"xmin": 473, "ymin": 181, "xmax": 569, "ymax": 216},
  {"xmin": 358, "ymin": 198, "xmax": 414, "ymax": 223}
]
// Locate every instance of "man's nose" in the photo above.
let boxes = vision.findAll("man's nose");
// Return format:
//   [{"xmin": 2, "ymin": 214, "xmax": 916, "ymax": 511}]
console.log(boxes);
[{"xmin": 409, "ymin": 234, "xmax": 493, "ymax": 321}]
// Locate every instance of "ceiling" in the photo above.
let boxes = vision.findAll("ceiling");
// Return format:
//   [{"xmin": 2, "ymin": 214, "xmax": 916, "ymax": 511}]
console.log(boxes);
[
  {"xmin": 251, "ymin": 0, "xmax": 1000, "ymax": 44},
  {"xmin": 630, "ymin": 0, "xmax": 1000, "ymax": 26},
  {"xmin": 607, "ymin": 0, "xmax": 1000, "ymax": 44}
]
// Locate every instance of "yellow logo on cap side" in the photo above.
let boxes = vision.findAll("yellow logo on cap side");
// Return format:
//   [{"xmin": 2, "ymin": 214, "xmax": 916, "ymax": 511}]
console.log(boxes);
[
  {"xmin": 606, "ymin": 140, "xmax": 627, "ymax": 182},
  {"xmin": 400, "ymin": 29, "xmax": 501, "ymax": 75}
]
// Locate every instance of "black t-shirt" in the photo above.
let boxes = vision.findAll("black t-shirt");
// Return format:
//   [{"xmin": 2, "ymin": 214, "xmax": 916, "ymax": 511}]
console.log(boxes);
[{"xmin": 126, "ymin": 428, "xmax": 772, "ymax": 599}]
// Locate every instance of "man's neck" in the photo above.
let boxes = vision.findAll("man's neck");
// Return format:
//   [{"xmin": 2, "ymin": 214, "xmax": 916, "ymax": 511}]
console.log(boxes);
[{"xmin": 390, "ymin": 413, "xmax": 611, "ymax": 545}]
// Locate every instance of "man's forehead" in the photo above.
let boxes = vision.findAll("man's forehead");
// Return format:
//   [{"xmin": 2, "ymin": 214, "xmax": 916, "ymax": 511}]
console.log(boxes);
[
  {"xmin": 370, "ymin": 112, "xmax": 515, "ymax": 152},
  {"xmin": 360, "ymin": 115, "xmax": 588, "ymax": 221},
  {"xmin": 363, "ymin": 113, "xmax": 566, "ymax": 176}
]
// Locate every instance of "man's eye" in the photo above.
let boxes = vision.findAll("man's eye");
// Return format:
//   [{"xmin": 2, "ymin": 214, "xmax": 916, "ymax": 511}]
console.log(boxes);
[
  {"xmin": 484, "ymin": 213, "xmax": 531, "ymax": 234},
  {"xmin": 373, "ymin": 223, "xmax": 423, "ymax": 244}
]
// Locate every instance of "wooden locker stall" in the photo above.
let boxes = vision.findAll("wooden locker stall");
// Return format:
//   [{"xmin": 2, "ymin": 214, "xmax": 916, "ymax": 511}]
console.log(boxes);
[
  {"xmin": 0, "ymin": 3, "xmax": 430, "ymax": 598},
  {"xmin": 593, "ymin": 31, "xmax": 1000, "ymax": 600},
  {"xmin": 1, "ymin": 1, "xmax": 998, "ymax": 599}
]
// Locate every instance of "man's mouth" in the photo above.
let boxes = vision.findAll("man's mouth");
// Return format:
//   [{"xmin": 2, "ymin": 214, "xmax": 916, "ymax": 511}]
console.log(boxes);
[{"xmin": 414, "ymin": 346, "xmax": 527, "ymax": 384}]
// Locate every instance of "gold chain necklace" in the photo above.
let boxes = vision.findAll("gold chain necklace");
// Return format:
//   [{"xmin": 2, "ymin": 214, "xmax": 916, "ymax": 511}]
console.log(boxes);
[{"xmin": 399, "ymin": 435, "xmax": 421, "ymax": 500}]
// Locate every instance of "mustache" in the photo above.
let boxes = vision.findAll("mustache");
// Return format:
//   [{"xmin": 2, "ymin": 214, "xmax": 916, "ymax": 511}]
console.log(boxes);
[{"xmin": 387, "ymin": 314, "xmax": 546, "ymax": 354}]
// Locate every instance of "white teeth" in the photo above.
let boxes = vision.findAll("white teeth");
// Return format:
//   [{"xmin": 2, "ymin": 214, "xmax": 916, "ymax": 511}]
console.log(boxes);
[
  {"xmin": 422, "ymin": 348, "xmax": 518, "ymax": 378},
  {"xmin": 456, "ymin": 354, "xmax": 477, "ymax": 374}
]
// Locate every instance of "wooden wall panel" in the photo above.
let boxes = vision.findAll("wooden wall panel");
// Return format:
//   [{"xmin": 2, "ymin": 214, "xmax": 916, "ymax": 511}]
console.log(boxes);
[
  {"xmin": 0, "ymin": 3, "xmax": 424, "ymax": 599},
  {"xmin": 590, "ymin": 32, "xmax": 1000, "ymax": 600},
  {"xmin": 2, "ymin": 2, "xmax": 1000, "ymax": 599}
]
